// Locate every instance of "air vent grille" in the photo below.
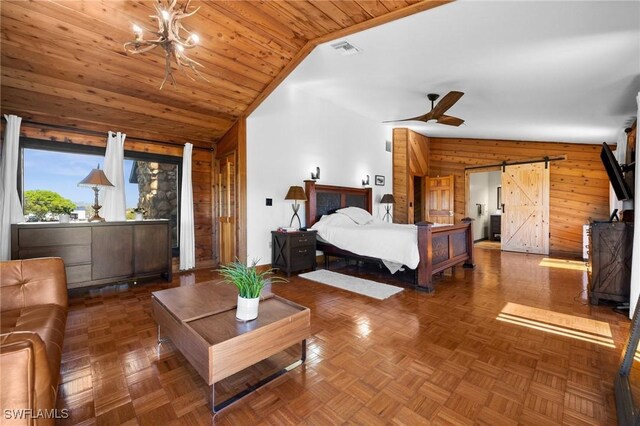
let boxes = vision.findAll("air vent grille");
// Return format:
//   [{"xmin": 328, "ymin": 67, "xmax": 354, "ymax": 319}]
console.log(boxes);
[{"xmin": 330, "ymin": 41, "xmax": 361, "ymax": 56}]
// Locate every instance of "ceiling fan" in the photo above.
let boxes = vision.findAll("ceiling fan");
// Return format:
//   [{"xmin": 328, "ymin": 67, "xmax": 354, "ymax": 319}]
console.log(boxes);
[{"xmin": 384, "ymin": 91, "xmax": 465, "ymax": 126}]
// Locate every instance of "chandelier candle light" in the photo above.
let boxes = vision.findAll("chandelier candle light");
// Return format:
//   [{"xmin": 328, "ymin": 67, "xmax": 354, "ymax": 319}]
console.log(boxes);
[{"xmin": 124, "ymin": 0, "xmax": 206, "ymax": 89}]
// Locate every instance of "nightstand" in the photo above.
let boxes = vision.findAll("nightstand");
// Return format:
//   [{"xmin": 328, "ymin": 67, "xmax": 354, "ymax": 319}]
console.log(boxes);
[{"xmin": 271, "ymin": 230, "xmax": 317, "ymax": 277}]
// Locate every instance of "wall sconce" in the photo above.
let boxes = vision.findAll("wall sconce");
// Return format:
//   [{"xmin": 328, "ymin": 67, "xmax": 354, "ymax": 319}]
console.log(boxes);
[
  {"xmin": 362, "ymin": 175, "xmax": 370, "ymax": 186},
  {"xmin": 310, "ymin": 166, "xmax": 320, "ymax": 181}
]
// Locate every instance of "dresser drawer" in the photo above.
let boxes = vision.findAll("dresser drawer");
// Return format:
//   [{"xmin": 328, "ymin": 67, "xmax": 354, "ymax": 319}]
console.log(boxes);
[
  {"xmin": 66, "ymin": 265, "xmax": 93, "ymax": 286},
  {"xmin": 19, "ymin": 244, "xmax": 91, "ymax": 265},
  {"xmin": 18, "ymin": 227, "xmax": 91, "ymax": 247}
]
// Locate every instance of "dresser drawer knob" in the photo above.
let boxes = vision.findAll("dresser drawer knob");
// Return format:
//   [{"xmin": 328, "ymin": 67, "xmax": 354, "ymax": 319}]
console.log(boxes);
[
  {"xmin": 298, "ymin": 238, "xmax": 308, "ymax": 243},
  {"xmin": 298, "ymin": 249, "xmax": 307, "ymax": 253}
]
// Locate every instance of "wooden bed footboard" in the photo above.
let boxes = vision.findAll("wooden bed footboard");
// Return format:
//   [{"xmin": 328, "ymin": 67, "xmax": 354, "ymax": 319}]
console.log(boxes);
[
  {"xmin": 416, "ymin": 219, "xmax": 475, "ymax": 292},
  {"xmin": 303, "ymin": 180, "xmax": 474, "ymax": 293}
]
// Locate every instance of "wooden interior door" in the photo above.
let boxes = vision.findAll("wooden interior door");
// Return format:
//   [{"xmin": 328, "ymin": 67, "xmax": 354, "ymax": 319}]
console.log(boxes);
[
  {"xmin": 428, "ymin": 175, "xmax": 454, "ymax": 224},
  {"xmin": 501, "ymin": 163, "xmax": 550, "ymax": 254},
  {"xmin": 218, "ymin": 153, "xmax": 236, "ymax": 264}
]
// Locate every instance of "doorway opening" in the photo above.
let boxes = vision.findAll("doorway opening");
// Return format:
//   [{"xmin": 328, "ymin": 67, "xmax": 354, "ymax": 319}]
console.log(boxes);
[
  {"xmin": 413, "ymin": 176, "xmax": 424, "ymax": 223},
  {"xmin": 467, "ymin": 169, "xmax": 502, "ymax": 246}
]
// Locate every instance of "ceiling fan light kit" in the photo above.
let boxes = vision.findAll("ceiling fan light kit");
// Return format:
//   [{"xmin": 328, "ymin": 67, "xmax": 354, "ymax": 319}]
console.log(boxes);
[
  {"xmin": 124, "ymin": 0, "xmax": 208, "ymax": 89},
  {"xmin": 385, "ymin": 91, "xmax": 465, "ymax": 126}
]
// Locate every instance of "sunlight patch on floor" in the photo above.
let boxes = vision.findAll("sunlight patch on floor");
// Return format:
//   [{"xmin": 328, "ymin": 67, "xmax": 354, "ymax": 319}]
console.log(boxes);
[
  {"xmin": 497, "ymin": 302, "xmax": 614, "ymax": 348},
  {"xmin": 539, "ymin": 257, "xmax": 588, "ymax": 272}
]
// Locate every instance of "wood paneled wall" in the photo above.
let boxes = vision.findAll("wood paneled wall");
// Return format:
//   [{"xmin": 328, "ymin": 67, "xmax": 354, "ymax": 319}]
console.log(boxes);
[
  {"xmin": 392, "ymin": 128, "xmax": 429, "ymax": 223},
  {"xmin": 429, "ymin": 137, "xmax": 610, "ymax": 256},
  {"xmin": 17, "ymin": 123, "xmax": 215, "ymax": 268}
]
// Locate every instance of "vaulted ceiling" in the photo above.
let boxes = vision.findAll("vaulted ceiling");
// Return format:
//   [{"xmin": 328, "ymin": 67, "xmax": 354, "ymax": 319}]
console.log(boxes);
[{"xmin": 0, "ymin": 0, "xmax": 448, "ymax": 148}]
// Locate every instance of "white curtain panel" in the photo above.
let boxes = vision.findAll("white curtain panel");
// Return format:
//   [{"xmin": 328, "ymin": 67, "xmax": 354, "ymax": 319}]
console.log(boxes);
[
  {"xmin": 179, "ymin": 143, "xmax": 195, "ymax": 270},
  {"xmin": 0, "ymin": 115, "xmax": 24, "ymax": 260},
  {"xmin": 102, "ymin": 131, "xmax": 127, "ymax": 221},
  {"xmin": 629, "ymin": 91, "xmax": 639, "ymax": 318},
  {"xmin": 609, "ymin": 129, "xmax": 627, "ymax": 215}
]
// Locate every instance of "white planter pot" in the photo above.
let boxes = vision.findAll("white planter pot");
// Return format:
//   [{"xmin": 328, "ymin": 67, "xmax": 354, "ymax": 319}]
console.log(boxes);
[
  {"xmin": 58, "ymin": 214, "xmax": 70, "ymax": 223},
  {"xmin": 236, "ymin": 295, "xmax": 260, "ymax": 321},
  {"xmin": 135, "ymin": 212, "xmax": 144, "ymax": 221}
]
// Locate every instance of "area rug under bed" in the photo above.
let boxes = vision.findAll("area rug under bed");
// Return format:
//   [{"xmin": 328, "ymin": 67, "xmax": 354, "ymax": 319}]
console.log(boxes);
[{"xmin": 298, "ymin": 269, "xmax": 403, "ymax": 300}]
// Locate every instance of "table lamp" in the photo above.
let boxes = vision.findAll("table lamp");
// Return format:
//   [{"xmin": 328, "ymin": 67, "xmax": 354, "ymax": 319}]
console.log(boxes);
[
  {"xmin": 78, "ymin": 165, "xmax": 114, "ymax": 222},
  {"xmin": 285, "ymin": 186, "xmax": 307, "ymax": 229},
  {"xmin": 381, "ymin": 193, "xmax": 395, "ymax": 222}
]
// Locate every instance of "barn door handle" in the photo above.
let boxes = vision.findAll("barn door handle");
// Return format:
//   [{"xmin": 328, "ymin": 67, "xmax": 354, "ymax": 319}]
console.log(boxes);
[{"xmin": 501, "ymin": 203, "xmax": 505, "ymax": 213}]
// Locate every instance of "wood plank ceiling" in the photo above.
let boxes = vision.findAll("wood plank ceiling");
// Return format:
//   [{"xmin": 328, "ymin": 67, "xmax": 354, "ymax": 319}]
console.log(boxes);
[{"xmin": 1, "ymin": 0, "xmax": 448, "ymax": 148}]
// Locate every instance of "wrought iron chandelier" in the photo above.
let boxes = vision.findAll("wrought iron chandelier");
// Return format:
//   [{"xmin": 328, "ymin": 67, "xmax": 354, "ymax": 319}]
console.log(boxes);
[{"xmin": 124, "ymin": 0, "xmax": 207, "ymax": 89}]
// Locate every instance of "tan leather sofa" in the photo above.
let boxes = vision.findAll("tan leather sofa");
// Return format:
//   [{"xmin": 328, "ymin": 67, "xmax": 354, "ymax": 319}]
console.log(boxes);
[{"xmin": 0, "ymin": 258, "xmax": 68, "ymax": 425}]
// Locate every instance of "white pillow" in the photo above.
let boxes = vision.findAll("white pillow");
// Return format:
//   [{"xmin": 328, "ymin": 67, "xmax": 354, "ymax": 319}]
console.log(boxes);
[
  {"xmin": 336, "ymin": 207, "xmax": 373, "ymax": 225},
  {"xmin": 311, "ymin": 213, "xmax": 356, "ymax": 231}
]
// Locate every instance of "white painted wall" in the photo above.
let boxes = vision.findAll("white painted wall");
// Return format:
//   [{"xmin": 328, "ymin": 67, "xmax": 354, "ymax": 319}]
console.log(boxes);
[
  {"xmin": 488, "ymin": 172, "xmax": 502, "ymax": 215},
  {"xmin": 469, "ymin": 173, "xmax": 489, "ymax": 240},
  {"xmin": 246, "ymin": 83, "xmax": 392, "ymax": 265}
]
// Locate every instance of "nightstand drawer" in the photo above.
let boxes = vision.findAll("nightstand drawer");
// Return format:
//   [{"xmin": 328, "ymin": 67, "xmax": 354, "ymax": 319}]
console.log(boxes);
[
  {"xmin": 291, "ymin": 255, "xmax": 316, "ymax": 271},
  {"xmin": 290, "ymin": 234, "xmax": 315, "ymax": 248},
  {"xmin": 291, "ymin": 246, "xmax": 314, "ymax": 258}
]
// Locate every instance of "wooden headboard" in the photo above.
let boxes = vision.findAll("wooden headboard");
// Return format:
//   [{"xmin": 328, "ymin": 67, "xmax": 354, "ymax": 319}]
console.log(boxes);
[{"xmin": 304, "ymin": 180, "xmax": 373, "ymax": 227}]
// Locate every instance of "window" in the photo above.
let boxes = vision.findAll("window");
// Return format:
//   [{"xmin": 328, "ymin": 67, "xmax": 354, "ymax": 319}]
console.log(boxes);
[{"xmin": 20, "ymin": 139, "xmax": 181, "ymax": 252}]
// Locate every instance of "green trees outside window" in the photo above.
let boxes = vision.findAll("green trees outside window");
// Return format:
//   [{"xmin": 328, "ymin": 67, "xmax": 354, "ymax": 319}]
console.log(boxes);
[{"xmin": 24, "ymin": 190, "xmax": 76, "ymax": 221}]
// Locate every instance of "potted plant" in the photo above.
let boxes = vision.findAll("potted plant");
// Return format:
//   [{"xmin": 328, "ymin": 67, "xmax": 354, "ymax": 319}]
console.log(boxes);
[
  {"xmin": 217, "ymin": 260, "xmax": 286, "ymax": 321},
  {"xmin": 133, "ymin": 206, "xmax": 146, "ymax": 221}
]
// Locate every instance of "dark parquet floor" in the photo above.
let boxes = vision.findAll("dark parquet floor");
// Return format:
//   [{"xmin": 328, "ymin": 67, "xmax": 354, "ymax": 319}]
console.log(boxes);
[{"xmin": 57, "ymin": 248, "xmax": 631, "ymax": 425}]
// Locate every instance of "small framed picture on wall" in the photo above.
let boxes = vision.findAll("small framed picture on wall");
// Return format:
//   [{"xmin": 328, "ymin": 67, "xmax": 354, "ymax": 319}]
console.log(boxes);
[{"xmin": 375, "ymin": 175, "xmax": 385, "ymax": 186}]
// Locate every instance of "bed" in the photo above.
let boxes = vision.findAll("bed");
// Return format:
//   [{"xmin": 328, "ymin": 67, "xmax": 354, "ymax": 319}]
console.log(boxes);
[{"xmin": 304, "ymin": 180, "xmax": 475, "ymax": 292}]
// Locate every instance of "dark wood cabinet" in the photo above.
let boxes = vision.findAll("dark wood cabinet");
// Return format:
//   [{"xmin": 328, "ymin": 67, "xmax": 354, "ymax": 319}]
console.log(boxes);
[
  {"xmin": 92, "ymin": 225, "xmax": 134, "ymax": 280},
  {"xmin": 588, "ymin": 222, "xmax": 633, "ymax": 304},
  {"xmin": 134, "ymin": 223, "xmax": 172, "ymax": 274},
  {"xmin": 12, "ymin": 221, "xmax": 172, "ymax": 289},
  {"xmin": 271, "ymin": 230, "xmax": 317, "ymax": 277},
  {"xmin": 489, "ymin": 214, "xmax": 502, "ymax": 241}
]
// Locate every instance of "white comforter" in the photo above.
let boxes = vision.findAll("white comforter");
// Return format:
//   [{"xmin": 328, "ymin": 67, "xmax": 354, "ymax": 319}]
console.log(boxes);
[{"xmin": 311, "ymin": 213, "xmax": 421, "ymax": 273}]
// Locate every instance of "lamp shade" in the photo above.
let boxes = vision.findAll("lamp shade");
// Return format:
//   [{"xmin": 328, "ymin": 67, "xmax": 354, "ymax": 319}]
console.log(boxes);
[
  {"xmin": 380, "ymin": 194, "xmax": 395, "ymax": 204},
  {"xmin": 285, "ymin": 186, "xmax": 307, "ymax": 201},
  {"xmin": 78, "ymin": 166, "xmax": 114, "ymax": 188}
]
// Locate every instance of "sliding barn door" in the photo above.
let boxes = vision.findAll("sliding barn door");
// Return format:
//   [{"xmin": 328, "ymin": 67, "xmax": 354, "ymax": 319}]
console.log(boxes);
[
  {"xmin": 218, "ymin": 153, "xmax": 236, "ymax": 264},
  {"xmin": 428, "ymin": 175, "xmax": 454, "ymax": 225},
  {"xmin": 501, "ymin": 163, "xmax": 550, "ymax": 254}
]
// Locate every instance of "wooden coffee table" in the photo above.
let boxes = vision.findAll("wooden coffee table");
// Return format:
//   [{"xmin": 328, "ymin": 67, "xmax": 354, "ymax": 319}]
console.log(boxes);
[{"xmin": 151, "ymin": 282, "xmax": 310, "ymax": 412}]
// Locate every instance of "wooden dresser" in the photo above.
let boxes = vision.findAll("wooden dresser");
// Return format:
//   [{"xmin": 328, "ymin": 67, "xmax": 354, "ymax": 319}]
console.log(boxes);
[
  {"xmin": 11, "ymin": 220, "xmax": 172, "ymax": 289},
  {"xmin": 588, "ymin": 221, "xmax": 633, "ymax": 304}
]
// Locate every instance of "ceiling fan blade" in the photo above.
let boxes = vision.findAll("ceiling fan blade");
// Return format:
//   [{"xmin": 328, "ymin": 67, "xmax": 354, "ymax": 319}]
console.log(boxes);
[
  {"xmin": 383, "ymin": 113, "xmax": 430, "ymax": 123},
  {"xmin": 431, "ymin": 91, "xmax": 464, "ymax": 118},
  {"xmin": 437, "ymin": 115, "xmax": 464, "ymax": 126}
]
